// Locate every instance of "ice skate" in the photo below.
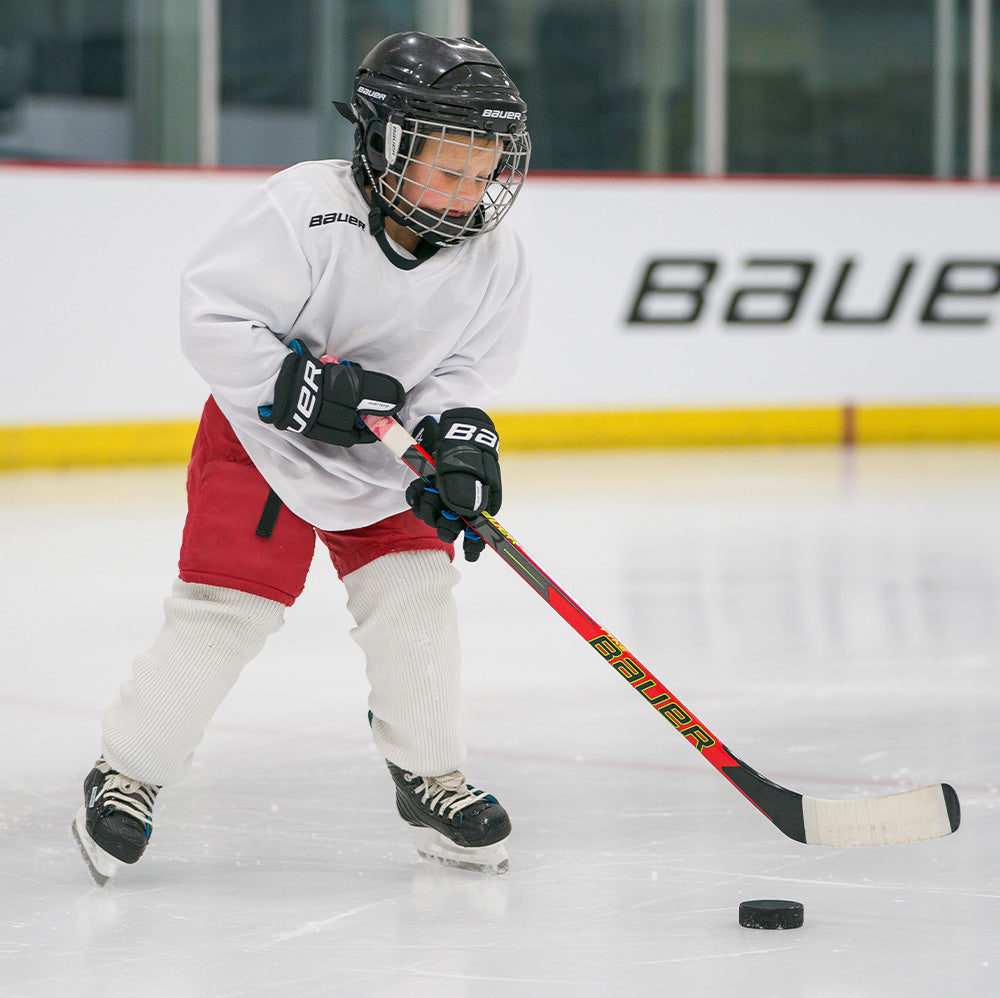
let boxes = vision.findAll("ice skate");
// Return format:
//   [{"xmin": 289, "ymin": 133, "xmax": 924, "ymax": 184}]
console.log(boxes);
[
  {"xmin": 387, "ymin": 761, "xmax": 511, "ymax": 874},
  {"xmin": 72, "ymin": 757, "xmax": 160, "ymax": 886}
]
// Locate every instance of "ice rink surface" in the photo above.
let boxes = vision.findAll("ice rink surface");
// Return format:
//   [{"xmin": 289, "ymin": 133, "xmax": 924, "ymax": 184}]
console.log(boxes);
[{"xmin": 1, "ymin": 444, "xmax": 998, "ymax": 997}]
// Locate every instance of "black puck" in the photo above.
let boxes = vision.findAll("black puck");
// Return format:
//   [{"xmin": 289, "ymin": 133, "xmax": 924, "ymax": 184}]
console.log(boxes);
[{"xmin": 738, "ymin": 899, "xmax": 804, "ymax": 930}]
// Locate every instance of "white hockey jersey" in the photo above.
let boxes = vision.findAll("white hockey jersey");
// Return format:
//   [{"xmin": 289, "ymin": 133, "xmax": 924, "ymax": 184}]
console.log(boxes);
[{"xmin": 180, "ymin": 159, "xmax": 531, "ymax": 530}]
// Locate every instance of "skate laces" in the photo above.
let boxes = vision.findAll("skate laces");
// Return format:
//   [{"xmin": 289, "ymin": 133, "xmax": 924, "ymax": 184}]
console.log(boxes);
[
  {"xmin": 404, "ymin": 770, "xmax": 493, "ymax": 820},
  {"xmin": 93, "ymin": 762, "xmax": 159, "ymax": 828}
]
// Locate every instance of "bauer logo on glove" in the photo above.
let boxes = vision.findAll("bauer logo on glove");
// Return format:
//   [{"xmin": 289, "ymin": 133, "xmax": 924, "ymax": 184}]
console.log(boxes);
[
  {"xmin": 259, "ymin": 340, "xmax": 405, "ymax": 447},
  {"xmin": 442, "ymin": 421, "xmax": 499, "ymax": 450},
  {"xmin": 287, "ymin": 359, "xmax": 322, "ymax": 432},
  {"xmin": 406, "ymin": 407, "xmax": 502, "ymax": 562}
]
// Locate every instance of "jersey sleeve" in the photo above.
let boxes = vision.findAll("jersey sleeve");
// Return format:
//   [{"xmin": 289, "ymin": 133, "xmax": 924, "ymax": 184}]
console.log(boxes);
[{"xmin": 179, "ymin": 183, "xmax": 312, "ymax": 412}]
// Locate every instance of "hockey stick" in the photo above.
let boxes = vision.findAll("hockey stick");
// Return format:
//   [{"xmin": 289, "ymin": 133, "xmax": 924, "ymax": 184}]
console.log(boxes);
[{"xmin": 362, "ymin": 412, "xmax": 960, "ymax": 848}]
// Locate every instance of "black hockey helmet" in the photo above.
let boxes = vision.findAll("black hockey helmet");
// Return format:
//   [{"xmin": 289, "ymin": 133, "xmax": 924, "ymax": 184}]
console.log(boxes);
[{"xmin": 334, "ymin": 32, "xmax": 530, "ymax": 252}]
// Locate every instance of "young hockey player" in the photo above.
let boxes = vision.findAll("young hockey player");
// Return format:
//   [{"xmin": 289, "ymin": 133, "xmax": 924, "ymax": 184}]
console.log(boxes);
[{"xmin": 72, "ymin": 31, "xmax": 531, "ymax": 884}]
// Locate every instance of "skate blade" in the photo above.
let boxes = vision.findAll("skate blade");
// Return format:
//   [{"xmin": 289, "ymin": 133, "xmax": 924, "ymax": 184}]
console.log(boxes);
[
  {"xmin": 410, "ymin": 827, "xmax": 509, "ymax": 875},
  {"xmin": 71, "ymin": 806, "xmax": 121, "ymax": 887}
]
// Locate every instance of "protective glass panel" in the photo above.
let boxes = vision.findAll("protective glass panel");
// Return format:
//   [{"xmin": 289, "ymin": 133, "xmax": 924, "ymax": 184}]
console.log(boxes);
[
  {"xmin": 727, "ymin": 0, "xmax": 965, "ymax": 176},
  {"xmin": 0, "ymin": 0, "xmax": 131, "ymax": 162},
  {"xmin": 218, "ymin": 0, "xmax": 419, "ymax": 167},
  {"xmin": 471, "ymin": 0, "xmax": 698, "ymax": 173}
]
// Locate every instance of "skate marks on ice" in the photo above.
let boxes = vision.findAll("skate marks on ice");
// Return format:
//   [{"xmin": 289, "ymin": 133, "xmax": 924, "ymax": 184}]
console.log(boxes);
[{"xmin": 1, "ymin": 449, "xmax": 999, "ymax": 996}]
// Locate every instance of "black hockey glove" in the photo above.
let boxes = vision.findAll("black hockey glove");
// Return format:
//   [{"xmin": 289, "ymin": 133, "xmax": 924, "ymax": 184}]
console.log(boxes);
[
  {"xmin": 258, "ymin": 340, "xmax": 404, "ymax": 447},
  {"xmin": 405, "ymin": 407, "xmax": 501, "ymax": 562}
]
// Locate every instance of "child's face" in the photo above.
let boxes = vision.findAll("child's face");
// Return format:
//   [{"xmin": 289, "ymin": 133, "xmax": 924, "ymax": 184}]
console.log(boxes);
[{"xmin": 394, "ymin": 131, "xmax": 502, "ymax": 219}]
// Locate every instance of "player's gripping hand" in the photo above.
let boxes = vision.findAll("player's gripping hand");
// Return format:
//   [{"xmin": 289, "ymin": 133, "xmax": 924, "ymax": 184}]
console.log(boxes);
[
  {"xmin": 258, "ymin": 340, "xmax": 404, "ymax": 446},
  {"xmin": 405, "ymin": 408, "xmax": 501, "ymax": 562}
]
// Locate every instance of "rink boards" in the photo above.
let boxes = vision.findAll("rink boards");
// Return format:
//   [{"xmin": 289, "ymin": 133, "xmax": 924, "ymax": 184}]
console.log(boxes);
[{"xmin": 1, "ymin": 165, "xmax": 998, "ymax": 466}]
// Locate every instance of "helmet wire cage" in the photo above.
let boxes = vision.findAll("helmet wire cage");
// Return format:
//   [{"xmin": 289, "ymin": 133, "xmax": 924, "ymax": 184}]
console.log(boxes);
[{"xmin": 371, "ymin": 116, "xmax": 531, "ymax": 247}]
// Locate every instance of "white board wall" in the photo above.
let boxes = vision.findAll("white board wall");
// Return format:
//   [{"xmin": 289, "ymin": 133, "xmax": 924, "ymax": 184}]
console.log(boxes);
[{"xmin": 1, "ymin": 164, "xmax": 997, "ymax": 426}]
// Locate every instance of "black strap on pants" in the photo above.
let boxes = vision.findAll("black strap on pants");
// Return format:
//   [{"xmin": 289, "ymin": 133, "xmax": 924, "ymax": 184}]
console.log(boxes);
[{"xmin": 255, "ymin": 488, "xmax": 283, "ymax": 539}]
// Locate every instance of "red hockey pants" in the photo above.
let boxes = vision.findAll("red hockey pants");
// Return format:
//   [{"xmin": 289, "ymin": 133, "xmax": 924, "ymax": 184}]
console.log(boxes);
[{"xmin": 177, "ymin": 396, "xmax": 452, "ymax": 605}]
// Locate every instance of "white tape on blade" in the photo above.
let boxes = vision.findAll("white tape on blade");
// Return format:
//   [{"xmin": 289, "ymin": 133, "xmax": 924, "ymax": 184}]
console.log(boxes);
[{"xmin": 802, "ymin": 785, "xmax": 952, "ymax": 847}]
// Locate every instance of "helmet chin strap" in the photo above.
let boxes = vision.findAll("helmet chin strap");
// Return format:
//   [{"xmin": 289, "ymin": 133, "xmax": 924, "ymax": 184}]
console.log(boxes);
[
  {"xmin": 352, "ymin": 157, "xmax": 439, "ymax": 271},
  {"xmin": 368, "ymin": 199, "xmax": 439, "ymax": 270}
]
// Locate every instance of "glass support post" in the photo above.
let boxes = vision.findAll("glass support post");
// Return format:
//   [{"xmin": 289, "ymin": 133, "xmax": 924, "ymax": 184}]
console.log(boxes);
[
  {"xmin": 416, "ymin": 0, "xmax": 470, "ymax": 37},
  {"xmin": 697, "ymin": 0, "xmax": 727, "ymax": 175},
  {"xmin": 969, "ymin": 0, "xmax": 991, "ymax": 178},
  {"xmin": 933, "ymin": 0, "xmax": 957, "ymax": 178},
  {"xmin": 198, "ymin": 0, "xmax": 219, "ymax": 165}
]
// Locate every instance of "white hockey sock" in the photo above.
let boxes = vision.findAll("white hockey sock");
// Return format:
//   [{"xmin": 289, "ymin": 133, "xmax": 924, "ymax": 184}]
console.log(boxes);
[
  {"xmin": 343, "ymin": 550, "xmax": 466, "ymax": 776},
  {"xmin": 101, "ymin": 579, "xmax": 285, "ymax": 786}
]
